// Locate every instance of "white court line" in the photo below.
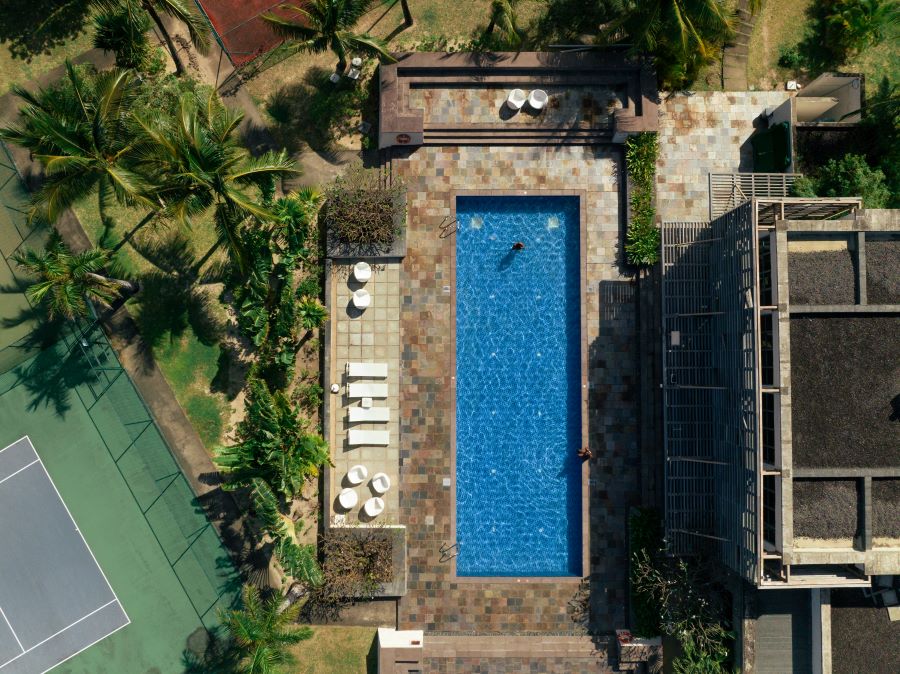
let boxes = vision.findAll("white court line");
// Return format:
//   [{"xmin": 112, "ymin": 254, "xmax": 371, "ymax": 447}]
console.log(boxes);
[
  {"xmin": 0, "ymin": 599, "xmax": 125, "ymax": 670},
  {"xmin": 0, "ymin": 436, "xmax": 131, "ymax": 672},
  {"xmin": 0, "ymin": 459, "xmax": 39, "ymax": 487},
  {"xmin": 0, "ymin": 605, "xmax": 23, "ymax": 653}
]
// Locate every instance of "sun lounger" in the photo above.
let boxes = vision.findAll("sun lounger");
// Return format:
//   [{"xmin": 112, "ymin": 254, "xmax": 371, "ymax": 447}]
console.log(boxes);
[
  {"xmin": 348, "ymin": 429, "xmax": 390, "ymax": 446},
  {"xmin": 347, "ymin": 362, "xmax": 388, "ymax": 378},
  {"xmin": 347, "ymin": 382, "xmax": 388, "ymax": 398},
  {"xmin": 348, "ymin": 407, "xmax": 390, "ymax": 423}
]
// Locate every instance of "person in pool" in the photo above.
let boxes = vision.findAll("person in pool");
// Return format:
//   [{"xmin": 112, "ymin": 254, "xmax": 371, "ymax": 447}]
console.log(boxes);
[{"xmin": 512, "ymin": 241, "xmax": 525, "ymax": 250}]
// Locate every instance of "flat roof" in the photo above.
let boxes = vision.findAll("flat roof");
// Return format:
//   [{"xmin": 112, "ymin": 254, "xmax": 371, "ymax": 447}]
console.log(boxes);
[
  {"xmin": 0, "ymin": 437, "xmax": 129, "ymax": 674},
  {"xmin": 790, "ymin": 316, "xmax": 900, "ymax": 469}
]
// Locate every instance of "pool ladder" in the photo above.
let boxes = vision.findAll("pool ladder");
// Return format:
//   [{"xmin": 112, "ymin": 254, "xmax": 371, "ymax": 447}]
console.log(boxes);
[{"xmin": 440, "ymin": 541, "xmax": 460, "ymax": 562}]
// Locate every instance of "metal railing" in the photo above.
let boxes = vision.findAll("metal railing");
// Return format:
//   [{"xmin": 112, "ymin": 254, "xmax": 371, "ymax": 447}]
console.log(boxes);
[{"xmin": 708, "ymin": 173, "xmax": 801, "ymax": 219}]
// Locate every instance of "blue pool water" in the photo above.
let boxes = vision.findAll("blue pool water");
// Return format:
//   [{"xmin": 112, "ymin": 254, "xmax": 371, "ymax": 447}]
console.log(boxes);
[{"xmin": 455, "ymin": 195, "xmax": 582, "ymax": 577}]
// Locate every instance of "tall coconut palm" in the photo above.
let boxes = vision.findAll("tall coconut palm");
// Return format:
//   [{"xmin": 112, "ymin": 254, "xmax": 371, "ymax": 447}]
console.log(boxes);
[
  {"xmin": 485, "ymin": 0, "xmax": 522, "ymax": 48},
  {"xmin": 222, "ymin": 585, "xmax": 312, "ymax": 674},
  {"xmin": 14, "ymin": 233, "xmax": 138, "ymax": 320},
  {"xmin": 262, "ymin": 0, "xmax": 396, "ymax": 73},
  {"xmin": 93, "ymin": 0, "xmax": 153, "ymax": 70},
  {"xmin": 599, "ymin": 0, "xmax": 735, "ymax": 90},
  {"xmin": 0, "ymin": 62, "xmax": 153, "ymax": 224},
  {"xmin": 91, "ymin": 0, "xmax": 210, "ymax": 76},
  {"xmin": 133, "ymin": 92, "xmax": 296, "ymax": 272}
]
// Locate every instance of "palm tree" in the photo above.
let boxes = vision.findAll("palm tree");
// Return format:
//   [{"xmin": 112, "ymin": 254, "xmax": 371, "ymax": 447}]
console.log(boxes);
[
  {"xmin": 222, "ymin": 585, "xmax": 312, "ymax": 674},
  {"xmin": 599, "ymin": 0, "xmax": 735, "ymax": 89},
  {"xmin": 91, "ymin": 0, "xmax": 210, "ymax": 76},
  {"xmin": 133, "ymin": 92, "xmax": 296, "ymax": 271},
  {"xmin": 484, "ymin": 0, "xmax": 522, "ymax": 48},
  {"xmin": 14, "ymin": 233, "xmax": 138, "ymax": 320},
  {"xmin": 93, "ymin": 0, "xmax": 153, "ymax": 70},
  {"xmin": 262, "ymin": 0, "xmax": 396, "ymax": 73},
  {"xmin": 0, "ymin": 62, "xmax": 153, "ymax": 224}
]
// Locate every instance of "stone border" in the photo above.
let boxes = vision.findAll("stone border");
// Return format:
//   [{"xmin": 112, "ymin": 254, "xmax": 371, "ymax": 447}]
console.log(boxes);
[
  {"xmin": 447, "ymin": 189, "xmax": 590, "ymax": 584},
  {"xmin": 379, "ymin": 51, "xmax": 658, "ymax": 148}
]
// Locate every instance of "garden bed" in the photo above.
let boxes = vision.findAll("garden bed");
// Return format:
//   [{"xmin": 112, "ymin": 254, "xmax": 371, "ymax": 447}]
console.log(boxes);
[
  {"xmin": 789, "ymin": 316, "xmax": 900, "ymax": 468},
  {"xmin": 792, "ymin": 479, "xmax": 858, "ymax": 541},
  {"xmin": 788, "ymin": 248, "xmax": 856, "ymax": 305},
  {"xmin": 865, "ymin": 239, "xmax": 900, "ymax": 305}
]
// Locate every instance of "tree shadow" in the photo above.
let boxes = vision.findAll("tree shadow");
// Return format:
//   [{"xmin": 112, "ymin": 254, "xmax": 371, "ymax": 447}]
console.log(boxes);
[
  {"xmin": 182, "ymin": 625, "xmax": 240, "ymax": 674},
  {"xmin": 0, "ymin": 0, "xmax": 91, "ymax": 62},
  {"xmin": 264, "ymin": 65, "xmax": 379, "ymax": 154},
  {"xmin": 12, "ymin": 342, "xmax": 96, "ymax": 417},
  {"xmin": 127, "ymin": 230, "xmax": 228, "ymax": 351},
  {"xmin": 786, "ymin": 3, "xmax": 857, "ymax": 75}
]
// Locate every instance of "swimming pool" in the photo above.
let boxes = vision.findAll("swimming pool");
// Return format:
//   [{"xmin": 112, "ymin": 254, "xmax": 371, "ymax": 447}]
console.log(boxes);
[{"xmin": 454, "ymin": 195, "xmax": 583, "ymax": 577}]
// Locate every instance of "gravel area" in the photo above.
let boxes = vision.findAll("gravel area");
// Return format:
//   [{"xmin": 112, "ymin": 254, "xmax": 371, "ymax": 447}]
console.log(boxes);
[
  {"xmin": 793, "ymin": 480, "xmax": 858, "ymax": 540},
  {"xmin": 865, "ymin": 239, "xmax": 900, "ymax": 304},
  {"xmin": 831, "ymin": 589, "xmax": 900, "ymax": 674},
  {"xmin": 873, "ymin": 479, "xmax": 900, "ymax": 539},
  {"xmin": 790, "ymin": 316, "xmax": 900, "ymax": 468},
  {"xmin": 788, "ymin": 249, "xmax": 856, "ymax": 305}
]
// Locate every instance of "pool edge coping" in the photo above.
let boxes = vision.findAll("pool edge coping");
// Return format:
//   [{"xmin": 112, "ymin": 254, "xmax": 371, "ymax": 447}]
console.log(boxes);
[{"xmin": 448, "ymin": 188, "xmax": 590, "ymax": 584}]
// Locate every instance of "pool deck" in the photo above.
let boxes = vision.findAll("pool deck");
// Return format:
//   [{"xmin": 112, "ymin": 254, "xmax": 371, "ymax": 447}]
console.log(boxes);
[{"xmin": 391, "ymin": 144, "xmax": 641, "ymax": 634}]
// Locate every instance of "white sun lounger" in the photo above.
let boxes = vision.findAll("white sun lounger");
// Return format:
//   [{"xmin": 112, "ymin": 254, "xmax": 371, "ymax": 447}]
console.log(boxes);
[
  {"xmin": 348, "ymin": 407, "xmax": 390, "ymax": 423},
  {"xmin": 348, "ymin": 382, "xmax": 388, "ymax": 398},
  {"xmin": 347, "ymin": 362, "xmax": 388, "ymax": 378},
  {"xmin": 348, "ymin": 429, "xmax": 390, "ymax": 446}
]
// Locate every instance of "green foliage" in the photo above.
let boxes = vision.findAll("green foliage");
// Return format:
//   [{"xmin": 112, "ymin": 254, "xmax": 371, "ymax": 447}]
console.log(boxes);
[
  {"xmin": 777, "ymin": 44, "xmax": 804, "ymax": 71},
  {"xmin": 262, "ymin": 0, "xmax": 396, "ymax": 71},
  {"xmin": 672, "ymin": 630, "xmax": 734, "ymax": 674},
  {"xmin": 297, "ymin": 296, "xmax": 328, "ymax": 330},
  {"xmin": 598, "ymin": 0, "xmax": 736, "ymax": 90},
  {"xmin": 215, "ymin": 375, "xmax": 332, "ymax": 499},
  {"xmin": 790, "ymin": 175, "xmax": 819, "ymax": 198},
  {"xmin": 221, "ymin": 585, "xmax": 312, "ymax": 674},
  {"xmin": 859, "ymin": 77, "xmax": 900, "ymax": 206},
  {"xmin": 624, "ymin": 132, "xmax": 660, "ymax": 266},
  {"xmin": 796, "ymin": 153, "xmax": 891, "ymax": 207},
  {"xmin": 795, "ymin": 0, "xmax": 900, "ymax": 71},
  {"xmin": 293, "ymin": 371, "xmax": 324, "ymax": 413},
  {"xmin": 13, "ymin": 231, "xmax": 132, "ymax": 320},
  {"xmin": 93, "ymin": 0, "xmax": 152, "ymax": 70},
  {"xmin": 629, "ymin": 508, "xmax": 664, "ymax": 637},
  {"xmin": 323, "ymin": 165, "xmax": 406, "ymax": 253},
  {"xmin": 250, "ymin": 479, "xmax": 324, "ymax": 587}
]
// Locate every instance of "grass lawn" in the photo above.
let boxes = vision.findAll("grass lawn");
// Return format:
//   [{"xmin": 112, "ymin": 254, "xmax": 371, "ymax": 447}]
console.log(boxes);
[
  {"xmin": 73, "ymin": 196, "xmax": 234, "ymax": 451},
  {"xmin": 0, "ymin": 3, "xmax": 95, "ymax": 91},
  {"xmin": 288, "ymin": 626, "xmax": 377, "ymax": 674},
  {"xmin": 748, "ymin": 0, "xmax": 900, "ymax": 90},
  {"xmin": 245, "ymin": 0, "xmax": 545, "ymax": 151}
]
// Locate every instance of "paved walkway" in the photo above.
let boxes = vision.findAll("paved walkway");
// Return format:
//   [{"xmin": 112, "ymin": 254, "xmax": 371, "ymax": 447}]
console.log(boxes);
[
  {"xmin": 328, "ymin": 260, "xmax": 402, "ymax": 523},
  {"xmin": 424, "ymin": 635, "xmax": 613, "ymax": 673},
  {"xmin": 656, "ymin": 91, "xmax": 790, "ymax": 221}
]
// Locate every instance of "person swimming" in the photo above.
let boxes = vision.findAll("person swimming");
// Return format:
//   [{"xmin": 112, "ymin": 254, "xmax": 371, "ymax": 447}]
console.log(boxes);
[{"xmin": 512, "ymin": 241, "xmax": 525, "ymax": 250}]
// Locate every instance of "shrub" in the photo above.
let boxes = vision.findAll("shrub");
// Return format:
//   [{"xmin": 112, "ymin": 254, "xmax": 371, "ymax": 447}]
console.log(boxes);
[
  {"xmin": 794, "ymin": 153, "xmax": 891, "ymax": 208},
  {"xmin": 629, "ymin": 508, "xmax": 664, "ymax": 637},
  {"xmin": 624, "ymin": 132, "xmax": 660, "ymax": 266},
  {"xmin": 303, "ymin": 527, "xmax": 394, "ymax": 622},
  {"xmin": 298, "ymin": 296, "xmax": 328, "ymax": 330},
  {"xmin": 323, "ymin": 166, "xmax": 405, "ymax": 253}
]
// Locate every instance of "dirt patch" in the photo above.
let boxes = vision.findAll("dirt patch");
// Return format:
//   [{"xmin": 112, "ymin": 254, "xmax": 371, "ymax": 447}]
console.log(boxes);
[
  {"xmin": 865, "ymin": 239, "xmax": 900, "ymax": 304},
  {"xmin": 793, "ymin": 479, "xmax": 858, "ymax": 540},
  {"xmin": 788, "ymin": 249, "xmax": 856, "ymax": 305},
  {"xmin": 873, "ymin": 479, "xmax": 900, "ymax": 539},
  {"xmin": 790, "ymin": 316, "xmax": 900, "ymax": 468}
]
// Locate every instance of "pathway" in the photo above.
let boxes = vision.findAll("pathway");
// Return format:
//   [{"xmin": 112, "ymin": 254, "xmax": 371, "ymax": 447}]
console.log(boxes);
[{"xmin": 722, "ymin": 0, "xmax": 759, "ymax": 90}]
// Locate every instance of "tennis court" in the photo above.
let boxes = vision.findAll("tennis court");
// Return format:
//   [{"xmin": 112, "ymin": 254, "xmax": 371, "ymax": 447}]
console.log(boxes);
[
  {"xmin": 0, "ymin": 437, "xmax": 129, "ymax": 674},
  {"xmin": 194, "ymin": 0, "xmax": 286, "ymax": 65}
]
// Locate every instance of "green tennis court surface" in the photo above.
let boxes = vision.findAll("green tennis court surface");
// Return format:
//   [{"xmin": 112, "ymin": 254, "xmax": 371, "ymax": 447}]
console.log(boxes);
[{"xmin": 0, "ymin": 145, "xmax": 239, "ymax": 672}]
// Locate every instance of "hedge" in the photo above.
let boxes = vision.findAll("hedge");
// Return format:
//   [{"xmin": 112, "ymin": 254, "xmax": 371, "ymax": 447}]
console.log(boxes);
[{"xmin": 624, "ymin": 132, "xmax": 660, "ymax": 266}]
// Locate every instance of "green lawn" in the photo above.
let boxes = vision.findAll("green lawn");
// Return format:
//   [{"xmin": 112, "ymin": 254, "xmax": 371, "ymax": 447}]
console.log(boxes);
[
  {"xmin": 73, "ymin": 196, "xmax": 234, "ymax": 452},
  {"xmin": 748, "ymin": 0, "xmax": 900, "ymax": 90},
  {"xmin": 0, "ymin": 2, "xmax": 95, "ymax": 91},
  {"xmin": 288, "ymin": 626, "xmax": 377, "ymax": 674}
]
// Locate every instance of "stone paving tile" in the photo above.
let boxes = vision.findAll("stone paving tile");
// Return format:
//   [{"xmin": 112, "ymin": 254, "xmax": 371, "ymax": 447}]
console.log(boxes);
[
  {"xmin": 408, "ymin": 85, "xmax": 619, "ymax": 129},
  {"xmin": 329, "ymin": 261, "xmax": 402, "ymax": 523},
  {"xmin": 656, "ymin": 91, "xmax": 790, "ymax": 221},
  {"xmin": 392, "ymin": 144, "xmax": 641, "ymax": 635}
]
